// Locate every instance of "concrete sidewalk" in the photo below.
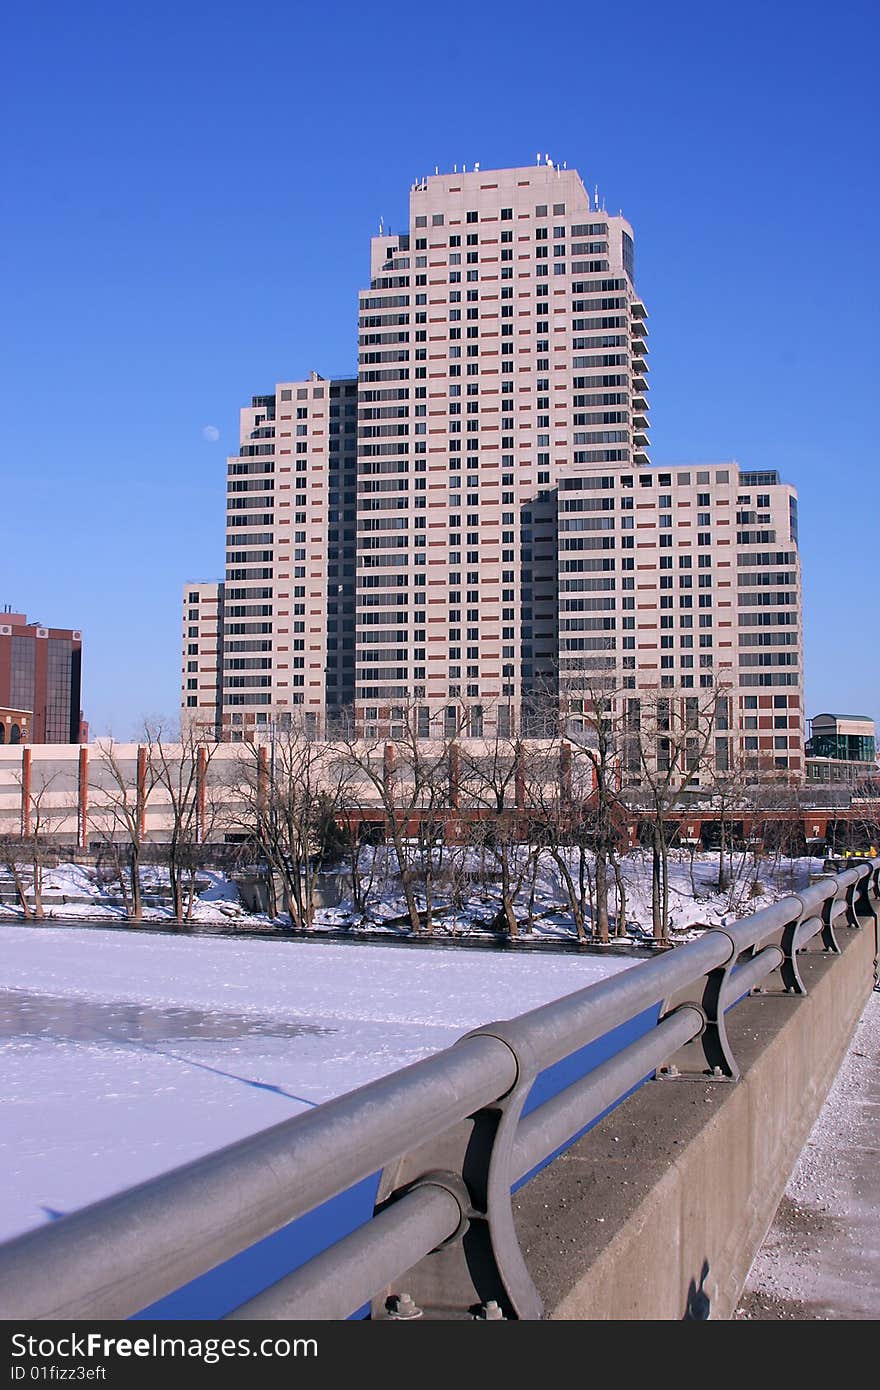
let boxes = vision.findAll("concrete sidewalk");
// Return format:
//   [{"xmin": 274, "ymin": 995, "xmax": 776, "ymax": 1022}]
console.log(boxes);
[{"xmin": 736, "ymin": 987, "xmax": 880, "ymax": 1320}]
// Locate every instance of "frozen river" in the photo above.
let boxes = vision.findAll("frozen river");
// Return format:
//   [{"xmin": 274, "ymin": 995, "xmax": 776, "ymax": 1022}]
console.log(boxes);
[{"xmin": 0, "ymin": 923, "xmax": 637, "ymax": 1242}]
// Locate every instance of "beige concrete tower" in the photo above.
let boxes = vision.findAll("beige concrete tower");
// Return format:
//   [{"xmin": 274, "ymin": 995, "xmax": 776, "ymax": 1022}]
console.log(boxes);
[
  {"xmin": 558, "ymin": 462, "xmax": 805, "ymax": 779},
  {"xmin": 183, "ymin": 376, "xmax": 357, "ymax": 741},
  {"xmin": 181, "ymin": 581, "xmax": 224, "ymax": 738},
  {"xmin": 223, "ymin": 375, "xmax": 357, "ymax": 741},
  {"xmin": 354, "ymin": 162, "xmax": 648, "ymax": 740}
]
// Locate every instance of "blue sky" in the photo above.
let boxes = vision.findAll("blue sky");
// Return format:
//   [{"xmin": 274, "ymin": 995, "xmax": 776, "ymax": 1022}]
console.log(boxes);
[{"xmin": 3, "ymin": 0, "xmax": 877, "ymax": 736}]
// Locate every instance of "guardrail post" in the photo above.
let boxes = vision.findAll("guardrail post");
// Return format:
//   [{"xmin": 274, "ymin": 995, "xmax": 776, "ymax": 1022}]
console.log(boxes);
[
  {"xmin": 842, "ymin": 872, "xmax": 862, "ymax": 929},
  {"xmin": 373, "ymin": 1024, "xmax": 543, "ymax": 1321},
  {"xmin": 855, "ymin": 866, "xmax": 878, "ymax": 927},
  {"xmin": 658, "ymin": 928, "xmax": 741, "ymax": 1080},
  {"xmin": 779, "ymin": 905, "xmax": 808, "ymax": 995},
  {"xmin": 820, "ymin": 888, "xmax": 843, "ymax": 952},
  {"xmin": 820, "ymin": 871, "xmax": 861, "ymax": 951},
  {"xmin": 782, "ymin": 884, "xmax": 829, "ymax": 995},
  {"xmin": 659, "ymin": 895, "xmax": 808, "ymax": 1076}
]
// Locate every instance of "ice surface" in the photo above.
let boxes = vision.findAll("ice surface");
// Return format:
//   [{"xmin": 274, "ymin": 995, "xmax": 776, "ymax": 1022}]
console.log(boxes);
[{"xmin": 0, "ymin": 924, "xmax": 635, "ymax": 1241}]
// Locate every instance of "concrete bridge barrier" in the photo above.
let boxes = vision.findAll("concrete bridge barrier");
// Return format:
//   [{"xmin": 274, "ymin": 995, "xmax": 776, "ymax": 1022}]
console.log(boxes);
[{"xmin": 514, "ymin": 913, "xmax": 876, "ymax": 1319}]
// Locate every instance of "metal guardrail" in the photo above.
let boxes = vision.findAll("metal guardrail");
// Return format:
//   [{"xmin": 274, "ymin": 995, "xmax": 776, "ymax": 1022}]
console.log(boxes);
[{"xmin": 0, "ymin": 859, "xmax": 877, "ymax": 1322}]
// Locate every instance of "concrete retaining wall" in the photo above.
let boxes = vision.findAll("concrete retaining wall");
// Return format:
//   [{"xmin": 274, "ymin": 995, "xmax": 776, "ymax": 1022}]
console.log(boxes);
[{"xmin": 513, "ymin": 917, "xmax": 876, "ymax": 1319}]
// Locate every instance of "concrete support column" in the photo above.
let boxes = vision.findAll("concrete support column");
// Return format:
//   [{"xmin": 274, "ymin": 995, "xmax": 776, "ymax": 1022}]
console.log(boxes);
[
  {"xmin": 448, "ymin": 742, "xmax": 460, "ymax": 811},
  {"xmin": 383, "ymin": 743, "xmax": 395, "ymax": 796},
  {"xmin": 515, "ymin": 742, "xmax": 526, "ymax": 812},
  {"xmin": 77, "ymin": 746, "xmax": 89, "ymax": 850},
  {"xmin": 257, "ymin": 745, "xmax": 270, "ymax": 817},
  {"xmin": 560, "ymin": 740, "xmax": 572, "ymax": 805},
  {"xmin": 20, "ymin": 745, "xmax": 31, "ymax": 838},
  {"xmin": 196, "ymin": 745, "xmax": 207, "ymax": 844},
  {"xmin": 136, "ymin": 746, "xmax": 147, "ymax": 837}
]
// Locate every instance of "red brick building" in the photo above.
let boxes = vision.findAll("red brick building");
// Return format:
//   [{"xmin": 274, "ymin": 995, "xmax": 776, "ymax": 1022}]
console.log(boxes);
[{"xmin": 0, "ymin": 612, "xmax": 84, "ymax": 744}]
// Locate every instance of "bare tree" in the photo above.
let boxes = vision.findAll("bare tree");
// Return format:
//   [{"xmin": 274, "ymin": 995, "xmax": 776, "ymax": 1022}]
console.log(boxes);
[
  {"xmin": 3, "ymin": 768, "xmax": 65, "ymax": 921},
  {"xmin": 558, "ymin": 666, "xmax": 631, "ymax": 941},
  {"xmin": 526, "ymin": 740, "xmax": 592, "ymax": 941},
  {"xmin": 336, "ymin": 703, "xmax": 464, "ymax": 934},
  {"xmin": 629, "ymin": 684, "xmax": 725, "ymax": 943},
  {"xmin": 458, "ymin": 734, "xmax": 537, "ymax": 938},
  {"xmin": 0, "ymin": 835, "xmax": 34, "ymax": 919},
  {"xmin": 752, "ymin": 774, "xmax": 810, "ymax": 893},
  {"xmin": 146, "ymin": 721, "xmax": 218, "ymax": 924},
  {"xmin": 89, "ymin": 740, "xmax": 154, "ymax": 920},
  {"xmin": 696, "ymin": 712, "xmax": 753, "ymax": 894},
  {"xmin": 231, "ymin": 721, "xmax": 354, "ymax": 932}
]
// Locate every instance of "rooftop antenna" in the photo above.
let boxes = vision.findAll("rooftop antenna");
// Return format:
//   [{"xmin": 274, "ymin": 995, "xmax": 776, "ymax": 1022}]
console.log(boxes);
[
  {"xmin": 536, "ymin": 151, "xmax": 541, "ymax": 164},
  {"xmin": 563, "ymin": 161, "xmax": 567, "ymax": 169},
  {"xmin": 594, "ymin": 184, "xmax": 599, "ymax": 210},
  {"xmin": 378, "ymin": 216, "xmax": 384, "ymax": 235},
  {"xmin": 463, "ymin": 162, "xmax": 467, "ymax": 172},
  {"xmin": 453, "ymin": 163, "xmax": 457, "ymax": 173},
  {"xmin": 474, "ymin": 161, "xmax": 480, "ymax": 172},
  {"xmin": 435, "ymin": 165, "xmax": 439, "ymax": 175}
]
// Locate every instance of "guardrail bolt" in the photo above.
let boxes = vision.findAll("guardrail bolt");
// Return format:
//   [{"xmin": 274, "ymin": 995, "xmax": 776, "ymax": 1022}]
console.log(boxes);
[
  {"xmin": 386, "ymin": 1292, "xmax": 423, "ymax": 1319},
  {"xmin": 474, "ymin": 1299, "xmax": 505, "ymax": 1320}
]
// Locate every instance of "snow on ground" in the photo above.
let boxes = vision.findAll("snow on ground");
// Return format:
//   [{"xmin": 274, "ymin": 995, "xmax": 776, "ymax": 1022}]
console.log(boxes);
[
  {"xmin": 0, "ymin": 864, "xmax": 246, "ymax": 925},
  {"xmin": 0, "ymin": 850, "xmax": 824, "ymax": 939},
  {"xmin": 0, "ymin": 924, "xmax": 636, "ymax": 1243},
  {"xmin": 736, "ymin": 989, "xmax": 880, "ymax": 1319}
]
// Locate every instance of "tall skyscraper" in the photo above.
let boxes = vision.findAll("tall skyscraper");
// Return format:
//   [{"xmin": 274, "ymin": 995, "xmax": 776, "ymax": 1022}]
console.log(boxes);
[
  {"xmin": 184, "ymin": 161, "xmax": 804, "ymax": 778},
  {"xmin": 354, "ymin": 165, "xmax": 648, "ymax": 741}
]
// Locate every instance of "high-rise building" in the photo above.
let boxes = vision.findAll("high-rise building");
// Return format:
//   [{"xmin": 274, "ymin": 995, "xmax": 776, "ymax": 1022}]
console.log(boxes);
[
  {"xmin": 184, "ymin": 161, "xmax": 804, "ymax": 779},
  {"xmin": 557, "ymin": 462, "xmax": 804, "ymax": 776},
  {"xmin": 0, "ymin": 612, "xmax": 84, "ymax": 744},
  {"xmin": 354, "ymin": 165, "xmax": 648, "ymax": 740},
  {"xmin": 184, "ymin": 374, "xmax": 358, "ymax": 741},
  {"xmin": 181, "ymin": 581, "xmax": 224, "ymax": 739}
]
